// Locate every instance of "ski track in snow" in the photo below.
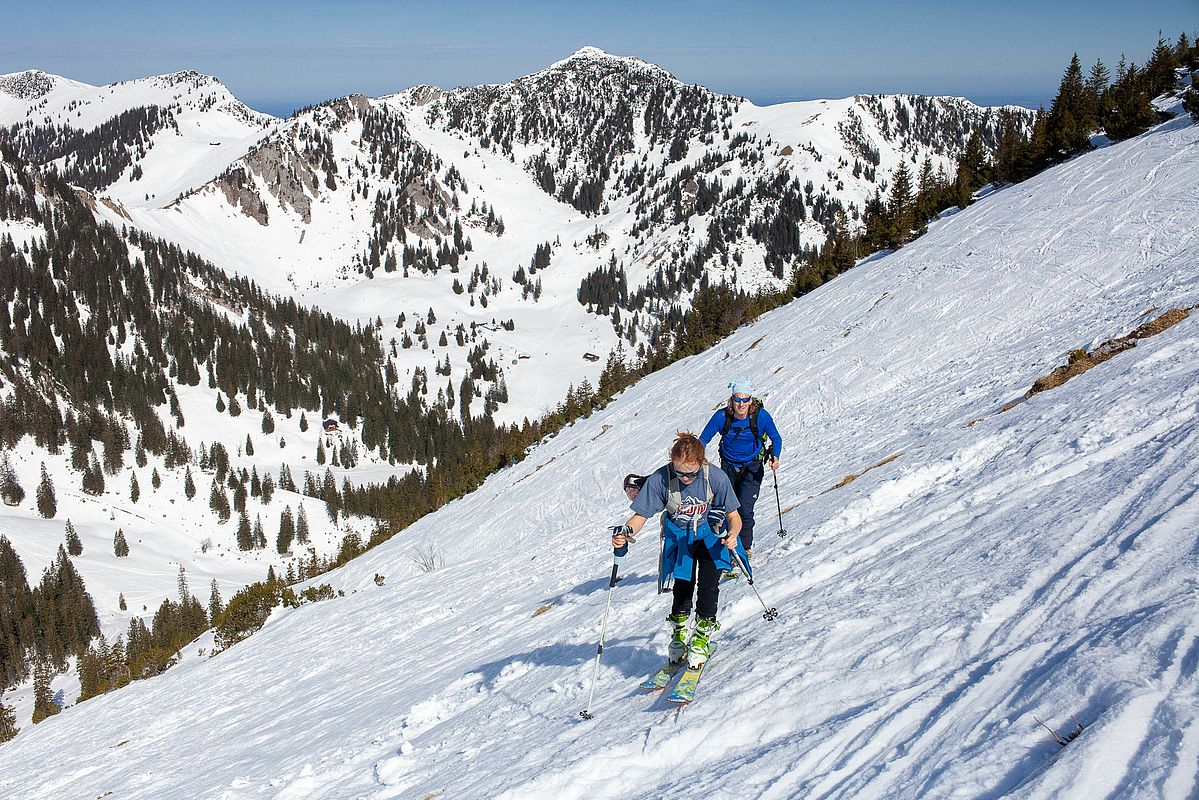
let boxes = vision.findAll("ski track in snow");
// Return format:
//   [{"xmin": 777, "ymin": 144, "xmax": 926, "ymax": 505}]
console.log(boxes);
[{"xmin": 2, "ymin": 120, "xmax": 1199, "ymax": 798}]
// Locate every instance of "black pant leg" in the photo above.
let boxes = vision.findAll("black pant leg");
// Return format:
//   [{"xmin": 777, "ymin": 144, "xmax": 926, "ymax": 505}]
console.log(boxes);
[
  {"xmin": 672, "ymin": 541, "xmax": 722, "ymax": 618},
  {"xmin": 694, "ymin": 545, "xmax": 720, "ymax": 620},
  {"xmin": 670, "ymin": 554, "xmax": 697, "ymax": 617}
]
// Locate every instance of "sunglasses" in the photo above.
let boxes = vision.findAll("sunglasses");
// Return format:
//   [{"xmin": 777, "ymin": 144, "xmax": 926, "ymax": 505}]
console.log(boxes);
[
  {"xmin": 674, "ymin": 467, "xmax": 701, "ymax": 479},
  {"xmin": 732, "ymin": 396, "xmax": 752, "ymax": 404}
]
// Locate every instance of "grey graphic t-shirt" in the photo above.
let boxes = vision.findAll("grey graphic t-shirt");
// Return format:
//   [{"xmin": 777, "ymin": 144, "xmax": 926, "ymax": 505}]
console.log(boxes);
[{"xmin": 631, "ymin": 464, "xmax": 739, "ymax": 528}]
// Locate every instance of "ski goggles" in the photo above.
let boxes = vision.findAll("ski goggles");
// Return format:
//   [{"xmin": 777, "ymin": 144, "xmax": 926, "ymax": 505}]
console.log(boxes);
[
  {"xmin": 732, "ymin": 396, "xmax": 752, "ymax": 404},
  {"xmin": 673, "ymin": 467, "xmax": 701, "ymax": 479}
]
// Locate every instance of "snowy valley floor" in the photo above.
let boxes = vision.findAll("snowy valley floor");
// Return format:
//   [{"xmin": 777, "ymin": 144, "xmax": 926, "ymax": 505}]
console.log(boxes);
[{"xmin": 1, "ymin": 119, "xmax": 1197, "ymax": 799}]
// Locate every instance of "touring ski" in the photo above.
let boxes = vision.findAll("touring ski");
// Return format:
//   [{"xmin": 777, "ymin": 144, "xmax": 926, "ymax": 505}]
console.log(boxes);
[
  {"xmin": 667, "ymin": 644, "xmax": 718, "ymax": 704},
  {"xmin": 638, "ymin": 660, "xmax": 686, "ymax": 690}
]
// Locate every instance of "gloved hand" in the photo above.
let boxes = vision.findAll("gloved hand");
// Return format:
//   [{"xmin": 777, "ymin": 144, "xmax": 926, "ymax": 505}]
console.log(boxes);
[{"xmin": 609, "ymin": 524, "xmax": 635, "ymax": 547}]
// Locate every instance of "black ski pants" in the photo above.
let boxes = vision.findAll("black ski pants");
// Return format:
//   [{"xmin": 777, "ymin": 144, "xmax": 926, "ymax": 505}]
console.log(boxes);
[
  {"xmin": 721, "ymin": 459, "xmax": 764, "ymax": 550},
  {"xmin": 671, "ymin": 541, "xmax": 720, "ymax": 620}
]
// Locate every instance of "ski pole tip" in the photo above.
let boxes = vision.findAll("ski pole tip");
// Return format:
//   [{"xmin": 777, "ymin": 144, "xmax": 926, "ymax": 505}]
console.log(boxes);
[{"xmin": 579, "ymin": 710, "xmax": 594, "ymax": 720}]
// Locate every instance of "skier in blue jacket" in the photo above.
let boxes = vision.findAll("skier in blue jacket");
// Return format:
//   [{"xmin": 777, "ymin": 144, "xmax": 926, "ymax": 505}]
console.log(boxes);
[
  {"xmin": 699, "ymin": 379, "xmax": 783, "ymax": 556},
  {"xmin": 611, "ymin": 432, "xmax": 743, "ymax": 667}
]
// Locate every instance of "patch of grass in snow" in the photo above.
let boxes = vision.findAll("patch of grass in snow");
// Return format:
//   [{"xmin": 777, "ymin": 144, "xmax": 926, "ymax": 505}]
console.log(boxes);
[
  {"xmin": 826, "ymin": 451, "xmax": 905, "ymax": 492},
  {"xmin": 1026, "ymin": 307, "xmax": 1191, "ymax": 399}
]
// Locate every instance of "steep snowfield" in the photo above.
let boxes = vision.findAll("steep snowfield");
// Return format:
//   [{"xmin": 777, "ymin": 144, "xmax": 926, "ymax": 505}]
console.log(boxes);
[{"xmin": 2, "ymin": 115, "xmax": 1197, "ymax": 798}]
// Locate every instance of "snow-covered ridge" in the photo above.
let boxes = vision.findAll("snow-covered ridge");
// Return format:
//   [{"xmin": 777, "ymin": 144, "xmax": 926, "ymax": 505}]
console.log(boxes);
[
  {"xmin": 0, "ymin": 68, "xmax": 276, "ymax": 207},
  {"xmin": 103, "ymin": 50, "xmax": 1029, "ymax": 435},
  {"xmin": 1, "ymin": 107, "xmax": 1194, "ymax": 798},
  {"xmin": 0, "ymin": 69, "xmax": 71, "ymax": 100},
  {"xmin": 543, "ymin": 45, "xmax": 681, "ymax": 82}
]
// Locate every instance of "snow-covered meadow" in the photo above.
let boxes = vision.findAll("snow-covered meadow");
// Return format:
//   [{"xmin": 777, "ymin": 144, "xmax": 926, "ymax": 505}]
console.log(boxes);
[{"xmin": 1, "ymin": 112, "xmax": 1197, "ymax": 800}]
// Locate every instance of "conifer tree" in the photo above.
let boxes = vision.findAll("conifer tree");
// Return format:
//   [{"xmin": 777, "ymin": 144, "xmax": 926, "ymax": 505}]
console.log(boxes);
[
  {"xmin": 36, "ymin": 463, "xmax": 56, "ymax": 518},
  {"xmin": 31, "ymin": 659, "xmax": 60, "ymax": 723},
  {"xmin": 152, "ymin": 467, "xmax": 161, "ymax": 489},
  {"xmin": 245, "ymin": 434, "xmax": 254, "ymax": 457},
  {"xmin": 1145, "ymin": 33, "xmax": 1178, "ymax": 98},
  {"xmin": 1087, "ymin": 59, "xmax": 1110, "ymax": 128},
  {"xmin": 76, "ymin": 639, "xmax": 105, "ymax": 702},
  {"xmin": 299, "ymin": 412, "xmax": 308, "ymax": 432},
  {"xmin": 262, "ymin": 410, "xmax": 275, "ymax": 434},
  {"xmin": 1047, "ymin": 53, "xmax": 1092, "ymax": 155},
  {"xmin": 236, "ymin": 511, "xmax": 253, "ymax": 551},
  {"xmin": 296, "ymin": 505, "xmax": 310, "ymax": 544},
  {"xmin": 207, "ymin": 582, "xmax": 224, "ymax": 623},
  {"xmin": 81, "ymin": 454, "xmax": 105, "ymax": 496},
  {"xmin": 278, "ymin": 464, "xmax": 295, "ymax": 493},
  {"xmin": 119, "ymin": 592, "xmax": 127, "ymax": 611},
  {"xmin": 184, "ymin": 467, "xmax": 196, "ymax": 500},
  {"xmin": 0, "ymin": 689, "xmax": 17, "ymax": 742},
  {"xmin": 114, "ymin": 528, "xmax": 130, "ymax": 557},
  {"xmin": 886, "ymin": 161, "xmax": 916, "ymax": 249},
  {"xmin": 177, "ymin": 565, "xmax": 190, "ymax": 605},
  {"xmin": 1106, "ymin": 58, "xmax": 1156, "ymax": 140},
  {"xmin": 1184, "ymin": 73, "xmax": 1199, "ymax": 121},
  {"xmin": 65, "ymin": 520, "xmax": 82, "ymax": 556},
  {"xmin": 0, "ymin": 453, "xmax": 24, "ymax": 506},
  {"xmin": 952, "ymin": 132, "xmax": 989, "ymax": 208},
  {"xmin": 277, "ymin": 506, "xmax": 296, "ymax": 554},
  {"xmin": 262, "ymin": 473, "xmax": 276, "ymax": 505},
  {"xmin": 130, "ymin": 472, "xmax": 140, "ymax": 503},
  {"xmin": 317, "ymin": 438, "xmax": 326, "ymax": 465},
  {"xmin": 253, "ymin": 515, "xmax": 266, "ymax": 549},
  {"xmin": 209, "ymin": 479, "xmax": 231, "ymax": 523}
]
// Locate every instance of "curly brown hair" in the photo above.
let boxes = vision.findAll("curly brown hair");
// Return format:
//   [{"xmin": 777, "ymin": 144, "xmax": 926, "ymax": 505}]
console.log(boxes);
[{"xmin": 670, "ymin": 431, "xmax": 707, "ymax": 464}]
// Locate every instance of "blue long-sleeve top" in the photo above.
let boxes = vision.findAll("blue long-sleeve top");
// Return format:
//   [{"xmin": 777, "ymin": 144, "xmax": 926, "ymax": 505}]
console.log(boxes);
[{"xmin": 699, "ymin": 406, "xmax": 784, "ymax": 465}]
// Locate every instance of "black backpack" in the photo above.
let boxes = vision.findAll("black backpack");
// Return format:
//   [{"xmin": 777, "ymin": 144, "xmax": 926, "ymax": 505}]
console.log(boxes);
[{"xmin": 719, "ymin": 399, "xmax": 771, "ymax": 458}]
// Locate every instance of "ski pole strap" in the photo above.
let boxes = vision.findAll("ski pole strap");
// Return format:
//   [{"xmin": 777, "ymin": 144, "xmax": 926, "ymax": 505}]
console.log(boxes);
[{"xmin": 610, "ymin": 524, "xmax": 636, "ymax": 544}]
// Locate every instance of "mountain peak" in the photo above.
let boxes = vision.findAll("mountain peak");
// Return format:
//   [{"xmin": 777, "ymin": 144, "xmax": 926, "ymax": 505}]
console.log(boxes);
[
  {"xmin": 567, "ymin": 45, "xmax": 612, "ymax": 60},
  {"xmin": 0, "ymin": 69, "xmax": 68, "ymax": 99},
  {"xmin": 544, "ymin": 46, "xmax": 673, "ymax": 79}
]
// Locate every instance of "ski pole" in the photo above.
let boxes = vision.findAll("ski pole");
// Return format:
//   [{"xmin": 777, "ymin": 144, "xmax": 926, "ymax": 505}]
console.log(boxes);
[
  {"xmin": 580, "ymin": 530, "xmax": 632, "ymax": 720},
  {"xmin": 772, "ymin": 467, "xmax": 787, "ymax": 538},
  {"xmin": 729, "ymin": 549, "xmax": 778, "ymax": 621}
]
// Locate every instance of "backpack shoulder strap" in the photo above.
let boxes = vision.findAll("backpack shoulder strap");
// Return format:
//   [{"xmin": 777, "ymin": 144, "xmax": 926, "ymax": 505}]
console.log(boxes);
[
  {"xmin": 748, "ymin": 403, "xmax": 761, "ymax": 442},
  {"xmin": 666, "ymin": 471, "xmax": 681, "ymax": 515},
  {"xmin": 703, "ymin": 464, "xmax": 713, "ymax": 504},
  {"xmin": 719, "ymin": 407, "xmax": 734, "ymax": 437}
]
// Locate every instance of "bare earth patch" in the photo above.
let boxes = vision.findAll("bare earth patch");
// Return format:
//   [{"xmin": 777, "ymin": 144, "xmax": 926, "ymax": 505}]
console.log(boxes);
[
  {"xmin": 1026, "ymin": 308, "xmax": 1191, "ymax": 399},
  {"xmin": 827, "ymin": 452, "xmax": 904, "ymax": 492}
]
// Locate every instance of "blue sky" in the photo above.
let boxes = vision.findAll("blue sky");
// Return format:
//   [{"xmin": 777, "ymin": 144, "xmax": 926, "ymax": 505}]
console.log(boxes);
[{"xmin": 3, "ymin": 1, "xmax": 1195, "ymax": 115}]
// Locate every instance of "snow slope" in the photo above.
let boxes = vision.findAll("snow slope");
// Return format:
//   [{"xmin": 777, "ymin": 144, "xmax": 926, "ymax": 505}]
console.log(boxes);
[
  {"xmin": 0, "ymin": 69, "xmax": 274, "ymax": 206},
  {"xmin": 1, "ymin": 116, "xmax": 1196, "ymax": 799}
]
